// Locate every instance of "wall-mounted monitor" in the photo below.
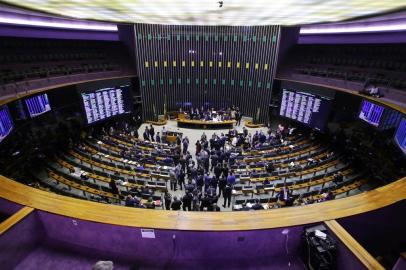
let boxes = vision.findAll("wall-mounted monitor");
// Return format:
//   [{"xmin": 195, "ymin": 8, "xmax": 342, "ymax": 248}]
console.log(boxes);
[
  {"xmin": 0, "ymin": 105, "xmax": 13, "ymax": 143},
  {"xmin": 25, "ymin": 93, "xmax": 51, "ymax": 118},
  {"xmin": 80, "ymin": 83, "xmax": 132, "ymax": 124},
  {"xmin": 358, "ymin": 100, "xmax": 384, "ymax": 127},
  {"xmin": 394, "ymin": 118, "xmax": 406, "ymax": 155},
  {"xmin": 279, "ymin": 89, "xmax": 332, "ymax": 131}
]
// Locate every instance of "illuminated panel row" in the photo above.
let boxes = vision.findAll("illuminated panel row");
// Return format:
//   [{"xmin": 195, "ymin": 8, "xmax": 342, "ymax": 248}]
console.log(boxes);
[
  {"xmin": 140, "ymin": 78, "xmax": 272, "ymax": 88},
  {"xmin": 137, "ymin": 33, "xmax": 277, "ymax": 43},
  {"xmin": 144, "ymin": 60, "xmax": 270, "ymax": 70}
]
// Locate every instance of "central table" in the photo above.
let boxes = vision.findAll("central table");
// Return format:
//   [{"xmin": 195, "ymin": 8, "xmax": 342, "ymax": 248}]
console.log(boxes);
[{"xmin": 176, "ymin": 118, "xmax": 236, "ymax": 129}]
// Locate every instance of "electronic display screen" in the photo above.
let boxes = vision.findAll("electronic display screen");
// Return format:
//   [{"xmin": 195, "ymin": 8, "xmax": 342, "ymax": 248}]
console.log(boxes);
[
  {"xmin": 80, "ymin": 84, "xmax": 132, "ymax": 124},
  {"xmin": 358, "ymin": 100, "xmax": 384, "ymax": 127},
  {"xmin": 279, "ymin": 89, "xmax": 332, "ymax": 131},
  {"xmin": 394, "ymin": 118, "xmax": 406, "ymax": 155},
  {"xmin": 0, "ymin": 105, "xmax": 13, "ymax": 143},
  {"xmin": 25, "ymin": 93, "xmax": 51, "ymax": 118}
]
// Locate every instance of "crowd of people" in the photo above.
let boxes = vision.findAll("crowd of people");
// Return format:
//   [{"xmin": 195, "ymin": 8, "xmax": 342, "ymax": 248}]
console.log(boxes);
[{"xmin": 98, "ymin": 118, "xmax": 345, "ymax": 211}]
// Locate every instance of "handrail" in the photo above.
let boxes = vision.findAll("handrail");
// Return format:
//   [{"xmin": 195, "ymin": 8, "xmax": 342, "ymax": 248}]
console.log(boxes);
[
  {"xmin": 0, "ymin": 207, "xmax": 34, "ymax": 235},
  {"xmin": 324, "ymin": 220, "xmax": 385, "ymax": 270},
  {"xmin": 0, "ymin": 175, "xmax": 405, "ymax": 231}
]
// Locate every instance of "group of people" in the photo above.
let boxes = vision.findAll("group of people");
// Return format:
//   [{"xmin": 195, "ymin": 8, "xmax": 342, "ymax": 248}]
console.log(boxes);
[
  {"xmin": 108, "ymin": 118, "xmax": 343, "ymax": 212},
  {"xmin": 179, "ymin": 105, "xmax": 243, "ymax": 126}
]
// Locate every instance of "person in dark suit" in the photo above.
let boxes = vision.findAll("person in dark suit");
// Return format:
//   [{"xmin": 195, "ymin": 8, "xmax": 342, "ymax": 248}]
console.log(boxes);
[
  {"xmin": 208, "ymin": 203, "xmax": 221, "ymax": 212},
  {"xmin": 200, "ymin": 194, "xmax": 211, "ymax": 211},
  {"xmin": 182, "ymin": 192, "xmax": 193, "ymax": 211},
  {"xmin": 125, "ymin": 195, "xmax": 136, "ymax": 207},
  {"xmin": 222, "ymin": 164, "xmax": 229, "ymax": 178},
  {"xmin": 251, "ymin": 199, "xmax": 264, "ymax": 210},
  {"xmin": 155, "ymin": 132, "xmax": 161, "ymax": 143},
  {"xmin": 277, "ymin": 185, "xmax": 292, "ymax": 207},
  {"xmin": 223, "ymin": 183, "xmax": 232, "ymax": 208},
  {"xmin": 109, "ymin": 179, "xmax": 119, "ymax": 195},
  {"xmin": 333, "ymin": 172, "xmax": 344, "ymax": 184},
  {"xmin": 171, "ymin": 196, "xmax": 182, "ymax": 210},
  {"xmin": 218, "ymin": 177, "xmax": 227, "ymax": 197},
  {"xmin": 164, "ymin": 192, "xmax": 172, "ymax": 210},
  {"xmin": 149, "ymin": 124, "xmax": 155, "ymax": 142},
  {"xmin": 143, "ymin": 127, "xmax": 150, "ymax": 141}
]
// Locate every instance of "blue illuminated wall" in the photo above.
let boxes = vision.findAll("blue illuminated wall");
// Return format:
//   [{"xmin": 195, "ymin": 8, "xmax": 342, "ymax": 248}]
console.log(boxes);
[
  {"xmin": 134, "ymin": 24, "xmax": 280, "ymax": 121},
  {"xmin": 0, "ymin": 105, "xmax": 13, "ymax": 143},
  {"xmin": 395, "ymin": 118, "xmax": 406, "ymax": 155},
  {"xmin": 25, "ymin": 94, "xmax": 51, "ymax": 118},
  {"xmin": 358, "ymin": 100, "xmax": 384, "ymax": 127}
]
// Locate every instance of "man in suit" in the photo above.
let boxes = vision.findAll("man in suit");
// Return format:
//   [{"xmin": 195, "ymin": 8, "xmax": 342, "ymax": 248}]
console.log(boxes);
[
  {"xmin": 277, "ymin": 185, "xmax": 292, "ymax": 207},
  {"xmin": 143, "ymin": 127, "xmax": 150, "ymax": 141},
  {"xmin": 223, "ymin": 183, "xmax": 232, "ymax": 208},
  {"xmin": 149, "ymin": 124, "xmax": 155, "ymax": 142},
  {"xmin": 164, "ymin": 192, "xmax": 172, "ymax": 210},
  {"xmin": 155, "ymin": 132, "xmax": 161, "ymax": 143},
  {"xmin": 251, "ymin": 199, "xmax": 264, "ymax": 210},
  {"xmin": 182, "ymin": 192, "xmax": 193, "ymax": 211},
  {"xmin": 171, "ymin": 196, "xmax": 182, "ymax": 210}
]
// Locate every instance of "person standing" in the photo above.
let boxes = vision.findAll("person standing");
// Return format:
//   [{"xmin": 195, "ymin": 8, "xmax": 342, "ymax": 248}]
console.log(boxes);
[
  {"xmin": 143, "ymin": 127, "xmax": 150, "ymax": 141},
  {"xmin": 182, "ymin": 192, "xmax": 193, "ymax": 211},
  {"xmin": 149, "ymin": 124, "xmax": 155, "ymax": 142},
  {"xmin": 182, "ymin": 136, "xmax": 189, "ymax": 155},
  {"xmin": 195, "ymin": 140, "xmax": 202, "ymax": 156},
  {"xmin": 164, "ymin": 192, "xmax": 172, "ymax": 210},
  {"xmin": 155, "ymin": 132, "xmax": 161, "ymax": 143},
  {"xmin": 223, "ymin": 183, "xmax": 232, "ymax": 208}
]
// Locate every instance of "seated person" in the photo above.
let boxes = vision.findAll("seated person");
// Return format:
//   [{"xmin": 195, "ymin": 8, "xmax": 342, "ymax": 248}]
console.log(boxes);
[
  {"xmin": 333, "ymin": 172, "xmax": 344, "ymax": 184},
  {"xmin": 277, "ymin": 185, "xmax": 292, "ymax": 207},
  {"xmin": 251, "ymin": 199, "xmax": 264, "ymax": 210}
]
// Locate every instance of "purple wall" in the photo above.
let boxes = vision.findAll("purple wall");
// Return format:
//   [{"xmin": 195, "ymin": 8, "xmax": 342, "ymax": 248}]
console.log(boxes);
[
  {"xmin": 324, "ymin": 225, "xmax": 369, "ymax": 270},
  {"xmin": 338, "ymin": 200, "xmax": 406, "ymax": 269},
  {"xmin": 0, "ymin": 211, "xmax": 46, "ymax": 270},
  {"xmin": 36, "ymin": 211, "xmax": 307, "ymax": 269},
  {"xmin": 0, "ymin": 197, "xmax": 23, "ymax": 216},
  {"xmin": 392, "ymin": 256, "xmax": 406, "ymax": 270}
]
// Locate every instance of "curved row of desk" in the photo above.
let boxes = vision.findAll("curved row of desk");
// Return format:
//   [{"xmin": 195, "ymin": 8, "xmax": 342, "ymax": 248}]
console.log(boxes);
[{"xmin": 0, "ymin": 76, "xmax": 405, "ymax": 269}]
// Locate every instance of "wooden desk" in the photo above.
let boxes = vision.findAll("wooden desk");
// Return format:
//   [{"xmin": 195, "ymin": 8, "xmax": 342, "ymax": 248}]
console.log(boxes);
[
  {"xmin": 0, "ymin": 175, "xmax": 405, "ymax": 231},
  {"xmin": 177, "ymin": 118, "xmax": 236, "ymax": 129}
]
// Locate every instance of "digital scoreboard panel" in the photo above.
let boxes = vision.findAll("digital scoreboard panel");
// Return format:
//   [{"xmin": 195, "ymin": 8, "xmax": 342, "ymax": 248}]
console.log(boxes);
[
  {"xmin": 394, "ymin": 118, "xmax": 406, "ymax": 155},
  {"xmin": 358, "ymin": 100, "xmax": 384, "ymax": 127},
  {"xmin": 25, "ymin": 93, "xmax": 51, "ymax": 118},
  {"xmin": 81, "ymin": 84, "xmax": 132, "ymax": 124},
  {"xmin": 279, "ymin": 89, "xmax": 332, "ymax": 131},
  {"xmin": 0, "ymin": 105, "xmax": 13, "ymax": 143}
]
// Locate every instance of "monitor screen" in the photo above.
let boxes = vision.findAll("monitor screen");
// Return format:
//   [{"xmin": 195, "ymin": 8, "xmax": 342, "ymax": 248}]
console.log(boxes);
[
  {"xmin": 0, "ymin": 105, "xmax": 13, "ymax": 143},
  {"xmin": 358, "ymin": 100, "xmax": 384, "ymax": 127},
  {"xmin": 80, "ymin": 84, "xmax": 132, "ymax": 124},
  {"xmin": 25, "ymin": 93, "xmax": 51, "ymax": 118},
  {"xmin": 279, "ymin": 89, "xmax": 332, "ymax": 131},
  {"xmin": 394, "ymin": 118, "xmax": 406, "ymax": 155}
]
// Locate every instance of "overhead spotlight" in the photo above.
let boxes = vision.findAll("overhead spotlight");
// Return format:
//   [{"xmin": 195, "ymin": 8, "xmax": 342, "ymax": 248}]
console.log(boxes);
[{"xmin": 218, "ymin": 1, "xmax": 223, "ymax": 8}]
